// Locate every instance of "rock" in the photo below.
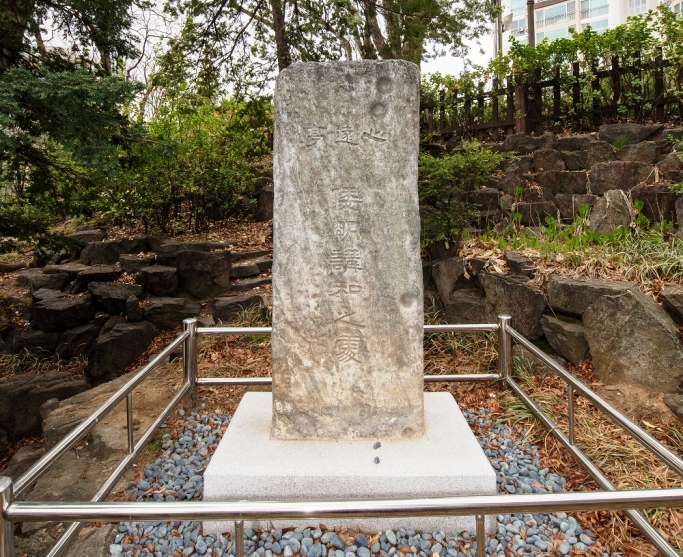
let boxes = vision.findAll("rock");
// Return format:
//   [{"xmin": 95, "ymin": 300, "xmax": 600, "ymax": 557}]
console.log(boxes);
[
  {"xmin": 502, "ymin": 132, "xmax": 558, "ymax": 154},
  {"xmin": 155, "ymin": 240, "xmax": 223, "ymax": 266},
  {"xmin": 560, "ymin": 150, "xmax": 587, "ymax": 170},
  {"xmin": 515, "ymin": 202, "xmax": 558, "ymax": 226},
  {"xmin": 72, "ymin": 265, "xmax": 122, "ymax": 292},
  {"xmin": 87, "ymin": 282, "xmax": 144, "ymax": 315},
  {"xmin": 176, "ymin": 250, "xmax": 232, "ymax": 299},
  {"xmin": 599, "ymin": 123, "xmax": 664, "ymax": 146},
  {"xmin": 557, "ymin": 135, "xmax": 593, "ymax": 151},
  {"xmin": 256, "ymin": 259, "xmax": 273, "ymax": 272},
  {"xmin": 79, "ymin": 241, "xmax": 124, "ymax": 265},
  {"xmin": 31, "ymin": 288, "xmax": 65, "ymax": 303},
  {"xmin": 588, "ymin": 189, "xmax": 633, "ymax": 234},
  {"xmin": 93, "ymin": 311, "xmax": 110, "ymax": 327},
  {"xmin": 467, "ymin": 187, "xmax": 501, "ymax": 212},
  {"xmin": 656, "ymin": 151, "xmax": 683, "ymax": 182},
  {"xmin": 5, "ymin": 328, "xmax": 59, "ymax": 356},
  {"xmin": 118, "ymin": 254, "xmax": 155, "ymax": 274},
  {"xmin": 0, "ymin": 373, "xmax": 89, "ymax": 438},
  {"xmin": 532, "ymin": 149, "xmax": 565, "ymax": 171},
  {"xmin": 583, "ymin": 289, "xmax": 683, "ymax": 392},
  {"xmin": 540, "ymin": 314, "xmax": 590, "ymax": 365},
  {"xmin": 615, "ymin": 141, "xmax": 661, "ymax": 164},
  {"xmin": 101, "ymin": 315, "xmax": 126, "ymax": 335},
  {"xmin": 664, "ymin": 394, "xmax": 683, "ymax": 422},
  {"xmin": 554, "ymin": 194, "xmax": 598, "ymax": 221},
  {"xmin": 432, "ymin": 257, "xmax": 466, "ymax": 302},
  {"xmin": 17, "ymin": 268, "xmax": 70, "ymax": 293},
  {"xmin": 87, "ymin": 321, "xmax": 158, "ymax": 381},
  {"xmin": 504, "ymin": 253, "xmax": 535, "ymax": 277},
  {"xmin": 126, "ymin": 295, "xmax": 143, "ymax": 322},
  {"xmin": 143, "ymin": 297, "xmax": 201, "ymax": 330},
  {"xmin": 30, "ymin": 295, "xmax": 95, "ymax": 332},
  {"xmin": 56, "ymin": 324, "xmax": 99, "ymax": 359},
  {"xmin": 2, "ymin": 445, "xmax": 44, "ymax": 479},
  {"xmin": 585, "ymin": 141, "xmax": 615, "ymax": 167},
  {"xmin": 522, "ymin": 186, "xmax": 553, "ymax": 202},
  {"xmin": 229, "ymin": 276, "xmax": 272, "ymax": 293},
  {"xmin": 68, "ymin": 229, "xmax": 106, "ymax": 244},
  {"xmin": 479, "ymin": 273, "xmax": 546, "ymax": 339},
  {"xmin": 536, "ymin": 170, "xmax": 587, "ymax": 195},
  {"xmin": 230, "ymin": 263, "xmax": 261, "ymax": 279},
  {"xmin": 256, "ymin": 183, "xmax": 274, "ymax": 221},
  {"xmin": 443, "ymin": 289, "xmax": 487, "ymax": 325},
  {"xmin": 213, "ymin": 295, "xmax": 265, "ymax": 323},
  {"xmin": 590, "ymin": 161, "xmax": 654, "ymax": 194},
  {"xmin": 631, "ymin": 183, "xmax": 679, "ymax": 225},
  {"xmin": 677, "ymin": 196, "xmax": 683, "ymax": 228},
  {"xmin": 546, "ymin": 274, "xmax": 637, "ymax": 316},
  {"xmin": 660, "ymin": 284, "xmax": 683, "ymax": 325},
  {"xmin": 136, "ymin": 266, "xmax": 178, "ymax": 297},
  {"xmin": 232, "ymin": 249, "xmax": 271, "ymax": 262},
  {"xmin": 43, "ymin": 263, "xmax": 88, "ymax": 281},
  {"xmin": 119, "ymin": 236, "xmax": 150, "ymax": 254}
]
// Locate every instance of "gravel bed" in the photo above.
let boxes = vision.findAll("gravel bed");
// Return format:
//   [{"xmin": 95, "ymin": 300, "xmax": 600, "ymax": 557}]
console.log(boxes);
[{"xmin": 109, "ymin": 408, "xmax": 612, "ymax": 557}]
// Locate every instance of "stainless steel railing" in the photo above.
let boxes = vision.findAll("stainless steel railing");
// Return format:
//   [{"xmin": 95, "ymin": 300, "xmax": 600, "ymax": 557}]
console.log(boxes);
[{"xmin": 1, "ymin": 314, "xmax": 683, "ymax": 557}]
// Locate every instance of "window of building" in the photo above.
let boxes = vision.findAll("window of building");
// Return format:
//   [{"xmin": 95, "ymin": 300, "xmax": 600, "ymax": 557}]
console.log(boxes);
[
  {"xmin": 629, "ymin": 0, "xmax": 647, "ymax": 14},
  {"xmin": 536, "ymin": 2, "xmax": 576, "ymax": 27},
  {"xmin": 512, "ymin": 0, "xmax": 528, "ymax": 17},
  {"xmin": 672, "ymin": 0, "xmax": 681, "ymax": 12},
  {"xmin": 585, "ymin": 18, "xmax": 609, "ymax": 30},
  {"xmin": 581, "ymin": 0, "xmax": 608, "ymax": 18},
  {"xmin": 537, "ymin": 25, "xmax": 574, "ymax": 42}
]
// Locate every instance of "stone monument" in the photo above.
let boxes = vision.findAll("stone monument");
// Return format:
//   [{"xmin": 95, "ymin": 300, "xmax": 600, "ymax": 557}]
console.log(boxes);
[{"xmin": 204, "ymin": 60, "xmax": 495, "ymax": 535}]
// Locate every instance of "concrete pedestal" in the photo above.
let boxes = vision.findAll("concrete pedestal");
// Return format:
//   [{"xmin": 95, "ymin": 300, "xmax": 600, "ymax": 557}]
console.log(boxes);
[{"xmin": 203, "ymin": 392, "xmax": 496, "ymax": 535}]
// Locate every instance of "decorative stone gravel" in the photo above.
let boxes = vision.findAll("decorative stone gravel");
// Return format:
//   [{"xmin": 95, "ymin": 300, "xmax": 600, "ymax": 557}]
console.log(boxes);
[{"xmin": 109, "ymin": 408, "xmax": 611, "ymax": 557}]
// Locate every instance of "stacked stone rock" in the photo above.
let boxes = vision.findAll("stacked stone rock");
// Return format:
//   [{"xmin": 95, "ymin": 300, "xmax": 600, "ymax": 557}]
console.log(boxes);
[
  {"xmin": 467, "ymin": 124, "xmax": 683, "ymax": 234},
  {"xmin": 0, "ymin": 231, "xmax": 273, "ymax": 441}
]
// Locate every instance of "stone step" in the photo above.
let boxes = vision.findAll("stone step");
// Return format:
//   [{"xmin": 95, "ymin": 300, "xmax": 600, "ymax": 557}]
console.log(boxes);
[{"xmin": 230, "ymin": 276, "xmax": 271, "ymax": 293}]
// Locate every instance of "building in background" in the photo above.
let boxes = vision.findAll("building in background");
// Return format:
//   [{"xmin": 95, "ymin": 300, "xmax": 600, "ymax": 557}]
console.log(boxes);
[{"xmin": 498, "ymin": 0, "xmax": 682, "ymax": 54}]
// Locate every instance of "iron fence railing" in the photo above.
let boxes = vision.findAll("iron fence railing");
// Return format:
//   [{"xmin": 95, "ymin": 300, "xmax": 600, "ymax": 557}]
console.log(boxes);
[{"xmin": 2, "ymin": 315, "xmax": 683, "ymax": 557}]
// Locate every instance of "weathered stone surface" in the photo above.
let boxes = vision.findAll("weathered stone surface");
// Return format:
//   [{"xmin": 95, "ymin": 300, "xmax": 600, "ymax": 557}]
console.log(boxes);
[
  {"xmin": 230, "ymin": 276, "xmax": 272, "ymax": 292},
  {"xmin": 87, "ymin": 321, "xmax": 158, "ymax": 380},
  {"xmin": 43, "ymin": 263, "xmax": 88, "ymax": 280},
  {"xmin": 119, "ymin": 254, "xmax": 155, "ymax": 274},
  {"xmin": 631, "ymin": 183, "xmax": 679, "ymax": 225},
  {"xmin": 599, "ymin": 123, "xmax": 664, "ymax": 146},
  {"xmin": 68, "ymin": 229, "xmax": 106, "ymax": 244},
  {"xmin": 232, "ymin": 249, "xmax": 271, "ymax": 263},
  {"xmin": 560, "ymin": 150, "xmax": 587, "ymax": 171},
  {"xmin": 479, "ymin": 273, "xmax": 546, "ymax": 339},
  {"xmin": 126, "ymin": 295, "xmax": 143, "ymax": 322},
  {"xmin": 176, "ymin": 250, "xmax": 232, "ymax": 298},
  {"xmin": 532, "ymin": 149, "xmax": 565, "ymax": 171},
  {"xmin": 255, "ymin": 259, "xmax": 273, "ymax": 272},
  {"xmin": 2, "ymin": 445, "xmax": 44, "ymax": 480},
  {"xmin": 502, "ymin": 132, "xmax": 557, "ymax": 154},
  {"xmin": 73, "ymin": 265, "xmax": 121, "ymax": 291},
  {"xmin": 522, "ymin": 186, "xmax": 553, "ymax": 202},
  {"xmin": 17, "ymin": 268, "xmax": 70, "ymax": 293},
  {"xmin": 230, "ymin": 263, "xmax": 261, "ymax": 279},
  {"xmin": 30, "ymin": 295, "xmax": 95, "ymax": 332},
  {"xmin": 136, "ymin": 265, "xmax": 178, "ymax": 297},
  {"xmin": 664, "ymin": 394, "xmax": 683, "ymax": 422},
  {"xmin": 677, "ymin": 196, "xmax": 683, "ymax": 230},
  {"xmin": 588, "ymin": 189, "xmax": 633, "ymax": 235},
  {"xmin": 155, "ymin": 240, "xmax": 231, "ymax": 266},
  {"xmin": 146, "ymin": 233, "xmax": 169, "ymax": 252},
  {"xmin": 5, "ymin": 328, "xmax": 59, "ymax": 356},
  {"xmin": 443, "ymin": 288, "xmax": 487, "ymax": 325},
  {"xmin": 554, "ymin": 193, "xmax": 598, "ymax": 220},
  {"xmin": 590, "ymin": 161, "xmax": 654, "ymax": 194},
  {"xmin": 515, "ymin": 202, "xmax": 558, "ymax": 226},
  {"xmin": 143, "ymin": 297, "xmax": 201, "ymax": 330},
  {"xmin": 540, "ymin": 314, "xmax": 590, "ymax": 365},
  {"xmin": 660, "ymin": 284, "xmax": 683, "ymax": 325},
  {"xmin": 546, "ymin": 274, "xmax": 636, "ymax": 316},
  {"xmin": 557, "ymin": 135, "xmax": 592, "ymax": 151},
  {"xmin": 256, "ymin": 183, "xmax": 274, "ymax": 221},
  {"xmin": 467, "ymin": 187, "xmax": 500, "ymax": 211},
  {"xmin": 0, "ymin": 373, "xmax": 89, "ymax": 438},
  {"xmin": 585, "ymin": 141, "xmax": 615, "ymax": 167},
  {"xmin": 272, "ymin": 61, "xmax": 424, "ymax": 440},
  {"xmin": 657, "ymin": 151, "xmax": 683, "ymax": 182},
  {"xmin": 504, "ymin": 253, "xmax": 535, "ymax": 277},
  {"xmin": 615, "ymin": 141, "xmax": 661, "ymax": 164},
  {"xmin": 213, "ymin": 295, "xmax": 265, "ymax": 323},
  {"xmin": 583, "ymin": 289, "xmax": 683, "ymax": 392},
  {"xmin": 432, "ymin": 257, "xmax": 466, "ymax": 302},
  {"xmin": 56, "ymin": 324, "xmax": 98, "ymax": 359},
  {"xmin": 119, "ymin": 236, "xmax": 150, "ymax": 254},
  {"xmin": 79, "ymin": 241, "xmax": 124, "ymax": 265},
  {"xmin": 536, "ymin": 170, "xmax": 587, "ymax": 195},
  {"xmin": 87, "ymin": 282, "xmax": 144, "ymax": 315},
  {"xmin": 31, "ymin": 288, "xmax": 65, "ymax": 303}
]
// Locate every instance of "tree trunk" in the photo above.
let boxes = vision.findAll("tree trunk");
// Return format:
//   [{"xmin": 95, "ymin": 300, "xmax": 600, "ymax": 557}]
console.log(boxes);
[
  {"xmin": 270, "ymin": 0, "xmax": 291, "ymax": 71},
  {"xmin": 0, "ymin": 0, "xmax": 36, "ymax": 70}
]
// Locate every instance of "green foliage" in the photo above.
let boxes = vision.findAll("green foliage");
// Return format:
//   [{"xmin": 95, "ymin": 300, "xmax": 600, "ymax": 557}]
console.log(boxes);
[{"xmin": 418, "ymin": 141, "xmax": 507, "ymax": 246}]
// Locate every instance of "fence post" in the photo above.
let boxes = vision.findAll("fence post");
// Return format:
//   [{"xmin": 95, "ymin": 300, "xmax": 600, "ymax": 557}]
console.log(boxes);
[
  {"xmin": 611, "ymin": 54, "xmax": 621, "ymax": 122},
  {"xmin": 591, "ymin": 59, "xmax": 600, "ymax": 128},
  {"xmin": 655, "ymin": 47, "xmax": 664, "ymax": 122},
  {"xmin": 476, "ymin": 515, "xmax": 486, "ymax": 557},
  {"xmin": 476, "ymin": 82, "xmax": 485, "ymax": 141},
  {"xmin": 497, "ymin": 315, "xmax": 512, "ymax": 380},
  {"xmin": 183, "ymin": 318, "xmax": 198, "ymax": 408},
  {"xmin": 126, "ymin": 393, "xmax": 135, "ymax": 454},
  {"xmin": 553, "ymin": 67, "xmax": 561, "ymax": 133},
  {"xmin": 492, "ymin": 78, "xmax": 500, "ymax": 141},
  {"xmin": 464, "ymin": 89, "xmax": 472, "ymax": 138},
  {"xmin": 235, "ymin": 520, "xmax": 244, "ymax": 557},
  {"xmin": 514, "ymin": 76, "xmax": 529, "ymax": 134},
  {"xmin": 439, "ymin": 89, "xmax": 446, "ymax": 135},
  {"xmin": 0, "ymin": 477, "xmax": 14, "ymax": 557},
  {"xmin": 572, "ymin": 61, "xmax": 581, "ymax": 132},
  {"xmin": 506, "ymin": 75, "xmax": 515, "ymax": 136},
  {"xmin": 634, "ymin": 51, "xmax": 643, "ymax": 123}
]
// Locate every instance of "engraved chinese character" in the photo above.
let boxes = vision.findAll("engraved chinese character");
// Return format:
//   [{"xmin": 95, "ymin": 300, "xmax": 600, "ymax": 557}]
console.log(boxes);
[
  {"xmin": 361, "ymin": 128, "xmax": 387, "ymax": 142},
  {"xmin": 335, "ymin": 332, "xmax": 363, "ymax": 363},
  {"xmin": 334, "ymin": 312, "xmax": 365, "ymax": 328},
  {"xmin": 303, "ymin": 125, "xmax": 324, "ymax": 147},
  {"xmin": 335, "ymin": 126, "xmax": 358, "ymax": 145},
  {"xmin": 336, "ymin": 187, "xmax": 362, "ymax": 210},
  {"xmin": 330, "ymin": 281, "xmax": 362, "ymax": 297},
  {"xmin": 330, "ymin": 248, "xmax": 362, "ymax": 271},
  {"xmin": 333, "ymin": 220, "xmax": 359, "ymax": 241}
]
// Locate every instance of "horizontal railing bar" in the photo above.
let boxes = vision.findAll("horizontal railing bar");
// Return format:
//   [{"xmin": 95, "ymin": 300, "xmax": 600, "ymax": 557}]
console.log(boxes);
[
  {"xmin": 7, "ymin": 488, "xmax": 683, "ymax": 524},
  {"xmin": 195, "ymin": 374, "xmax": 501, "ymax": 387},
  {"xmin": 197, "ymin": 324, "xmax": 500, "ymax": 337},
  {"xmin": 197, "ymin": 326, "xmax": 272, "ymax": 336},
  {"xmin": 14, "ymin": 331, "xmax": 190, "ymax": 499},
  {"xmin": 508, "ymin": 327, "xmax": 683, "ymax": 478},
  {"xmin": 44, "ymin": 382, "xmax": 191, "ymax": 557}
]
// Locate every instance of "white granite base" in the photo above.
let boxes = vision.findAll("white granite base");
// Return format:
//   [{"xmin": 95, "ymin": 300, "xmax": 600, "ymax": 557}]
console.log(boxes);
[{"xmin": 203, "ymin": 392, "xmax": 496, "ymax": 535}]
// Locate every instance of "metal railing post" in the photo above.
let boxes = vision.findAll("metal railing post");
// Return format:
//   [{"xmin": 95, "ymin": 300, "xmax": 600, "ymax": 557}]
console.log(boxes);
[
  {"xmin": 183, "ymin": 318, "xmax": 198, "ymax": 408},
  {"xmin": 235, "ymin": 520, "xmax": 244, "ymax": 557},
  {"xmin": 475, "ymin": 515, "xmax": 485, "ymax": 557},
  {"xmin": 497, "ymin": 315, "xmax": 512, "ymax": 380},
  {"xmin": 0, "ymin": 477, "xmax": 14, "ymax": 557},
  {"xmin": 126, "ymin": 393, "xmax": 134, "ymax": 454},
  {"xmin": 568, "ymin": 384, "xmax": 575, "ymax": 445}
]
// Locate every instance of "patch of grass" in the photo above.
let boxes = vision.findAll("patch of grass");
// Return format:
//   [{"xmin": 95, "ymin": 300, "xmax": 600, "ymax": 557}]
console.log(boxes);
[{"xmin": 148, "ymin": 436, "xmax": 163, "ymax": 453}]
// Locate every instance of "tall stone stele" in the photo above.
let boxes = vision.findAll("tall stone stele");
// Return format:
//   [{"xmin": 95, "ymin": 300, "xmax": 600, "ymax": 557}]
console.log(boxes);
[{"xmin": 271, "ymin": 60, "xmax": 425, "ymax": 440}]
